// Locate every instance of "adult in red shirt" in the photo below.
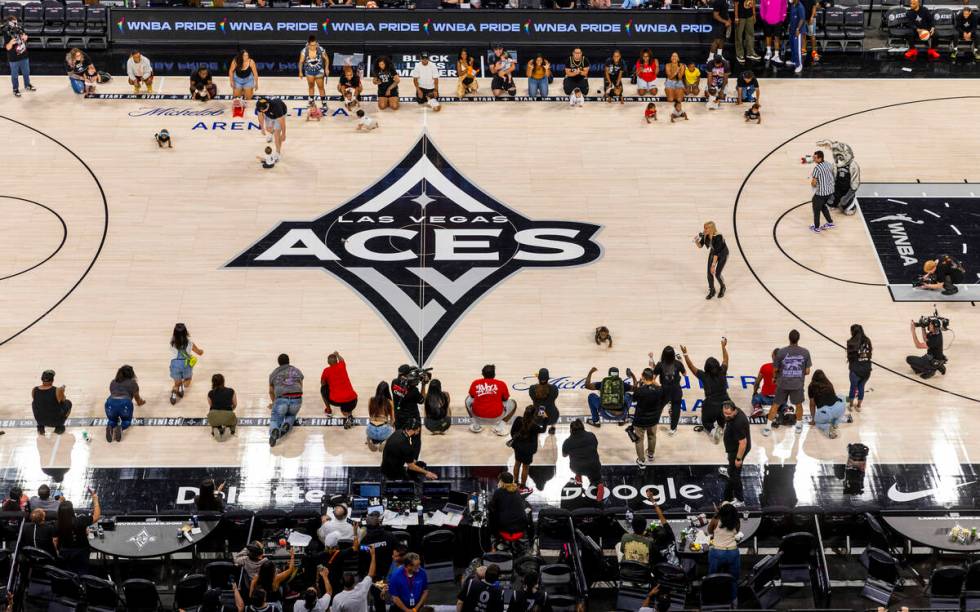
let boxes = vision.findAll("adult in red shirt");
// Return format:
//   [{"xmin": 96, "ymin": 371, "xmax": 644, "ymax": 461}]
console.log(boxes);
[
  {"xmin": 750, "ymin": 348, "xmax": 778, "ymax": 418},
  {"xmin": 320, "ymin": 351, "xmax": 358, "ymax": 429},
  {"xmin": 465, "ymin": 364, "xmax": 517, "ymax": 436},
  {"xmin": 634, "ymin": 49, "xmax": 659, "ymax": 96}
]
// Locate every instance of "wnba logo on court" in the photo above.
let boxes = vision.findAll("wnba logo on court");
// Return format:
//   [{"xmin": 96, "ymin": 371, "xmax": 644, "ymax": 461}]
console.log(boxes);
[{"xmin": 226, "ymin": 134, "xmax": 602, "ymax": 364}]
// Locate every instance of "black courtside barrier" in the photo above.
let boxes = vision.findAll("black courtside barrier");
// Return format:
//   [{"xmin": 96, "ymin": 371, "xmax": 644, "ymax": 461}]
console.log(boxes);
[{"xmin": 110, "ymin": 8, "xmax": 718, "ymax": 47}]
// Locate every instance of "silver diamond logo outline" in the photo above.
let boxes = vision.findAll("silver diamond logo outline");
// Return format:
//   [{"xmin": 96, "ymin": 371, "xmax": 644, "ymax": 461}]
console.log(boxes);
[{"xmin": 129, "ymin": 529, "xmax": 156, "ymax": 550}]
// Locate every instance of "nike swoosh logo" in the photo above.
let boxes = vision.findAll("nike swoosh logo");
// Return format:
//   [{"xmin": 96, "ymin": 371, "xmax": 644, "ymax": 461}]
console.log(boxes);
[{"xmin": 886, "ymin": 480, "xmax": 976, "ymax": 503}]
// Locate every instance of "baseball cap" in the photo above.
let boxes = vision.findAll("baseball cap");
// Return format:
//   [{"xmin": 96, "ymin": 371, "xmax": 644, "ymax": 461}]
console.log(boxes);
[
  {"xmin": 608, "ymin": 367, "xmax": 620, "ymax": 377},
  {"xmin": 41, "ymin": 370, "xmax": 55, "ymax": 382},
  {"xmin": 420, "ymin": 51, "xmax": 429, "ymax": 59}
]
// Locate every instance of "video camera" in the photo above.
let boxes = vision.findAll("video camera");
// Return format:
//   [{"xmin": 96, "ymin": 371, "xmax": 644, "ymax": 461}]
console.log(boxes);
[
  {"xmin": 913, "ymin": 306, "xmax": 950, "ymax": 331},
  {"xmin": 404, "ymin": 366, "xmax": 432, "ymax": 386}
]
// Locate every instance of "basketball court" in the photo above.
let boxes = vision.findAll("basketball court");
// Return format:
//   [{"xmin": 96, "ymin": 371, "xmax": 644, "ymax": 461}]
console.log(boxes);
[{"xmin": 0, "ymin": 76, "xmax": 978, "ymax": 512}]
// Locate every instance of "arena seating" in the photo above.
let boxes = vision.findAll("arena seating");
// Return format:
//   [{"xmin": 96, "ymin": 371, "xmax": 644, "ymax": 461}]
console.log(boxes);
[{"xmin": 3, "ymin": 0, "xmax": 108, "ymax": 48}]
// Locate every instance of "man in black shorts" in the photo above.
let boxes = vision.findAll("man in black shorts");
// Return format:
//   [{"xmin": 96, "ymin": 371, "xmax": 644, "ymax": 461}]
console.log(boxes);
[
  {"xmin": 563, "ymin": 47, "xmax": 590, "ymax": 96},
  {"xmin": 255, "ymin": 97, "xmax": 287, "ymax": 160},
  {"xmin": 488, "ymin": 44, "xmax": 516, "ymax": 97}
]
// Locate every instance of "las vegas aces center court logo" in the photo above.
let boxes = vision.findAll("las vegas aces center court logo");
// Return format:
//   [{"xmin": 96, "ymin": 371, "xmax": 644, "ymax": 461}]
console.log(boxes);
[{"xmin": 228, "ymin": 134, "xmax": 602, "ymax": 365}]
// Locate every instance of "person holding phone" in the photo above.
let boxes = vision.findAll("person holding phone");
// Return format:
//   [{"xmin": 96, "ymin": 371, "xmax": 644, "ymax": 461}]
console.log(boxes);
[{"xmin": 329, "ymin": 545, "xmax": 375, "ymax": 611}]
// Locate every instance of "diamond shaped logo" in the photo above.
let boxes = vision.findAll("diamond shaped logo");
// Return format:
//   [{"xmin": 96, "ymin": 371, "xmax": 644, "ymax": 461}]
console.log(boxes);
[
  {"xmin": 227, "ymin": 134, "xmax": 602, "ymax": 365},
  {"xmin": 129, "ymin": 529, "xmax": 156, "ymax": 550}
]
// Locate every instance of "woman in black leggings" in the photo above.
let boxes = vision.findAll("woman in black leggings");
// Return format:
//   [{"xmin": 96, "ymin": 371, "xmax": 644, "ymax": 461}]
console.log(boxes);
[
  {"xmin": 651, "ymin": 346, "xmax": 686, "ymax": 436},
  {"xmin": 697, "ymin": 221, "xmax": 729, "ymax": 300},
  {"xmin": 680, "ymin": 338, "xmax": 731, "ymax": 444}
]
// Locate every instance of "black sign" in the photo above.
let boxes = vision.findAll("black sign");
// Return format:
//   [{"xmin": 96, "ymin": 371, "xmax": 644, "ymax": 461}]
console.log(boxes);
[
  {"xmin": 5, "ymin": 462, "xmax": 979, "ymax": 514},
  {"xmin": 227, "ymin": 134, "xmax": 601, "ymax": 365},
  {"xmin": 857, "ymin": 183, "xmax": 978, "ymax": 302},
  {"xmin": 110, "ymin": 8, "xmax": 717, "ymax": 46}
]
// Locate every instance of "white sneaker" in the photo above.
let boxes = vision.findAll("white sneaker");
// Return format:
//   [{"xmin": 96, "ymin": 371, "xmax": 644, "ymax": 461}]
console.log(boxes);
[
  {"xmin": 469, "ymin": 422, "xmax": 482, "ymax": 433},
  {"xmin": 667, "ymin": 428, "xmax": 677, "ymax": 437},
  {"xmin": 795, "ymin": 422, "xmax": 804, "ymax": 433},
  {"xmin": 711, "ymin": 427, "xmax": 723, "ymax": 444},
  {"xmin": 492, "ymin": 422, "xmax": 508, "ymax": 436},
  {"xmin": 266, "ymin": 134, "xmax": 273, "ymax": 143},
  {"xmin": 794, "ymin": 64, "xmax": 803, "ymax": 74},
  {"xmin": 772, "ymin": 55, "xmax": 784, "ymax": 64},
  {"xmin": 761, "ymin": 426, "xmax": 772, "ymax": 437},
  {"xmin": 747, "ymin": 53, "xmax": 762, "ymax": 60},
  {"xmin": 764, "ymin": 47, "xmax": 772, "ymax": 60},
  {"xmin": 718, "ymin": 466, "xmax": 729, "ymax": 478},
  {"xmin": 271, "ymin": 153, "xmax": 280, "ymax": 163}
]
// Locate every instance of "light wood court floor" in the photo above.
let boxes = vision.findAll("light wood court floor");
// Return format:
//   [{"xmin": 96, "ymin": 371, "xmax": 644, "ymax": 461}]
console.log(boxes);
[{"xmin": 0, "ymin": 76, "xmax": 978, "ymax": 482}]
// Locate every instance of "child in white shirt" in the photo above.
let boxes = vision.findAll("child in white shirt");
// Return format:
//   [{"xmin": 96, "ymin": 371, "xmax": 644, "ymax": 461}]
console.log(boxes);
[
  {"xmin": 569, "ymin": 88, "xmax": 585, "ymax": 107},
  {"xmin": 356, "ymin": 110, "xmax": 378, "ymax": 131},
  {"xmin": 670, "ymin": 101, "xmax": 689, "ymax": 122},
  {"xmin": 258, "ymin": 146, "xmax": 276, "ymax": 168}
]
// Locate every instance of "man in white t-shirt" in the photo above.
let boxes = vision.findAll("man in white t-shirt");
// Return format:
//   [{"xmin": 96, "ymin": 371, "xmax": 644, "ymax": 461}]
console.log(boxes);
[
  {"xmin": 330, "ymin": 545, "xmax": 375, "ymax": 612},
  {"xmin": 411, "ymin": 52, "xmax": 439, "ymax": 106}
]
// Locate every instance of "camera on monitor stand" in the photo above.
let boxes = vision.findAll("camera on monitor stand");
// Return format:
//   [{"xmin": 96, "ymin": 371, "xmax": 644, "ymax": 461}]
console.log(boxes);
[{"xmin": 913, "ymin": 306, "xmax": 950, "ymax": 331}]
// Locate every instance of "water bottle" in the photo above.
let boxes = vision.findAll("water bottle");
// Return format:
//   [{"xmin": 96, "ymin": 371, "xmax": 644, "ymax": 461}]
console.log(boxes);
[
  {"xmin": 416, "ymin": 504, "xmax": 424, "ymax": 526},
  {"xmin": 191, "ymin": 514, "xmax": 199, "ymax": 528}
]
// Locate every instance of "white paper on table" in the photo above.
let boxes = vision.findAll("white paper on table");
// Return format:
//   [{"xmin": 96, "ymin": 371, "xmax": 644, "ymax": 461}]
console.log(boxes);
[
  {"xmin": 694, "ymin": 530, "xmax": 711, "ymax": 546},
  {"xmin": 426, "ymin": 511, "xmax": 447, "ymax": 526},
  {"xmin": 442, "ymin": 512, "xmax": 463, "ymax": 527},
  {"xmin": 288, "ymin": 532, "xmax": 313, "ymax": 547}
]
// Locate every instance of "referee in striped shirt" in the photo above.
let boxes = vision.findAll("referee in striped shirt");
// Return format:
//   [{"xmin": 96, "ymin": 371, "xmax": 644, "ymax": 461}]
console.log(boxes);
[{"xmin": 809, "ymin": 150, "xmax": 836, "ymax": 233}]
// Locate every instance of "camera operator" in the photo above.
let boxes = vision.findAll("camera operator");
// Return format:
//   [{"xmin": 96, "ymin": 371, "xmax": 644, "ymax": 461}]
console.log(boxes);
[
  {"xmin": 390, "ymin": 365, "xmax": 428, "ymax": 430},
  {"xmin": 695, "ymin": 221, "xmax": 729, "ymax": 300},
  {"xmin": 3, "ymin": 15, "xmax": 34, "ymax": 97},
  {"xmin": 918, "ymin": 255, "xmax": 966, "ymax": 296},
  {"xmin": 907, "ymin": 317, "xmax": 947, "ymax": 379}
]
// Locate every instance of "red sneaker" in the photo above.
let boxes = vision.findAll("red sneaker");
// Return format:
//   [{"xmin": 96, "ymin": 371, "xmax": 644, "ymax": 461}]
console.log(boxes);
[
  {"xmin": 927, "ymin": 48, "xmax": 941, "ymax": 59},
  {"xmin": 904, "ymin": 48, "xmax": 918, "ymax": 59}
]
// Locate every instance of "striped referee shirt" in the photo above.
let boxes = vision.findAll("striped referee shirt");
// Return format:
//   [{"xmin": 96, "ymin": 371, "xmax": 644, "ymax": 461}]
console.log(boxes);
[{"xmin": 811, "ymin": 161, "xmax": 835, "ymax": 196}]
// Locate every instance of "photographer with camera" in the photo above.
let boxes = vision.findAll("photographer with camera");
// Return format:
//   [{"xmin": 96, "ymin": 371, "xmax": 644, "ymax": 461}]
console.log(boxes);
[
  {"xmin": 907, "ymin": 314, "xmax": 947, "ymax": 379},
  {"xmin": 917, "ymin": 255, "xmax": 966, "ymax": 296},
  {"xmin": 4, "ymin": 15, "xmax": 33, "ymax": 97},
  {"xmin": 381, "ymin": 418, "xmax": 437, "ymax": 481},
  {"xmin": 510, "ymin": 406, "xmax": 546, "ymax": 494},
  {"xmin": 391, "ymin": 364, "xmax": 429, "ymax": 430},
  {"xmin": 695, "ymin": 221, "xmax": 729, "ymax": 300}
]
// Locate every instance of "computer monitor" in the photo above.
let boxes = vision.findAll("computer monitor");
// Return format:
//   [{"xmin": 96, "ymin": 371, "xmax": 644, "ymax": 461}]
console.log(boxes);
[
  {"xmin": 352, "ymin": 481, "xmax": 382, "ymax": 499},
  {"xmin": 351, "ymin": 497, "xmax": 369, "ymax": 515},
  {"xmin": 422, "ymin": 480, "xmax": 452, "ymax": 499},
  {"xmin": 383, "ymin": 481, "xmax": 416, "ymax": 498}
]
